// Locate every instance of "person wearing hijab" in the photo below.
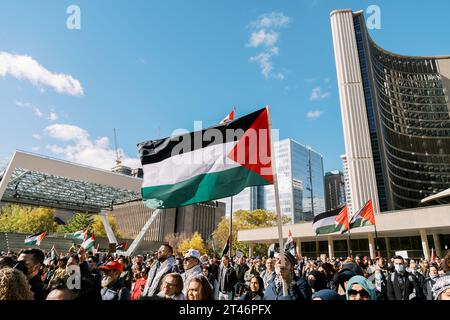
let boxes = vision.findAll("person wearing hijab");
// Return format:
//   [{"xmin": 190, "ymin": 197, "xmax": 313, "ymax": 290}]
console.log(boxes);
[
  {"xmin": 345, "ymin": 275, "xmax": 377, "ymax": 300},
  {"xmin": 312, "ymin": 289, "xmax": 341, "ymax": 300},
  {"xmin": 240, "ymin": 275, "xmax": 264, "ymax": 300}
]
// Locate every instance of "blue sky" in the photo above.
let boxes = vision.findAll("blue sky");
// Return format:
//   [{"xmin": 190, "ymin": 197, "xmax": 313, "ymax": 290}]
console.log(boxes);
[{"xmin": 1, "ymin": 0, "xmax": 450, "ymax": 172}]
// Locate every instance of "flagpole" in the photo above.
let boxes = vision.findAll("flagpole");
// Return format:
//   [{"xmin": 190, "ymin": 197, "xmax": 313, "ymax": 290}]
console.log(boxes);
[
  {"xmin": 347, "ymin": 230, "xmax": 353, "ymax": 258},
  {"xmin": 373, "ymin": 222, "xmax": 380, "ymax": 257},
  {"xmin": 230, "ymin": 195, "xmax": 233, "ymax": 259},
  {"xmin": 266, "ymin": 106, "xmax": 289, "ymax": 296}
]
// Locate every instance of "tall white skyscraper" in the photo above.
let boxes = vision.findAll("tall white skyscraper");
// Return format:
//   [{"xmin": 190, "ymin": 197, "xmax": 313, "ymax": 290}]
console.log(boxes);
[
  {"xmin": 331, "ymin": 9, "xmax": 450, "ymax": 212},
  {"xmin": 341, "ymin": 154, "xmax": 353, "ymax": 215}
]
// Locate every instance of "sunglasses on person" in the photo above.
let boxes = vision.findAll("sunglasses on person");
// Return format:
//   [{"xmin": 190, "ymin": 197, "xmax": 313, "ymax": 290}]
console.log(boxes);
[{"xmin": 348, "ymin": 289, "xmax": 370, "ymax": 299}]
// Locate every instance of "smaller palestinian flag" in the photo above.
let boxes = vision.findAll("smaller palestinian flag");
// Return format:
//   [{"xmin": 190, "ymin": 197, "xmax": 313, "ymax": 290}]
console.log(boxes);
[
  {"xmin": 348, "ymin": 199, "xmax": 375, "ymax": 230},
  {"xmin": 430, "ymin": 248, "xmax": 437, "ymax": 262},
  {"xmin": 336, "ymin": 205, "xmax": 350, "ymax": 234},
  {"xmin": 24, "ymin": 231, "xmax": 46, "ymax": 246},
  {"xmin": 64, "ymin": 229, "xmax": 88, "ymax": 240},
  {"xmin": 81, "ymin": 235, "xmax": 95, "ymax": 250},
  {"xmin": 116, "ymin": 242, "xmax": 127, "ymax": 251},
  {"xmin": 313, "ymin": 206, "xmax": 349, "ymax": 235},
  {"xmin": 285, "ymin": 229, "xmax": 296, "ymax": 256},
  {"xmin": 220, "ymin": 108, "xmax": 235, "ymax": 124},
  {"xmin": 221, "ymin": 235, "xmax": 230, "ymax": 257},
  {"xmin": 51, "ymin": 245, "xmax": 57, "ymax": 261}
]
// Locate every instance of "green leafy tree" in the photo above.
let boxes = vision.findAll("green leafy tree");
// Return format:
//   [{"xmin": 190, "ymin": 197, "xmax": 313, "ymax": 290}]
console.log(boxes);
[
  {"xmin": 57, "ymin": 212, "xmax": 93, "ymax": 233},
  {"xmin": 0, "ymin": 204, "xmax": 58, "ymax": 233}
]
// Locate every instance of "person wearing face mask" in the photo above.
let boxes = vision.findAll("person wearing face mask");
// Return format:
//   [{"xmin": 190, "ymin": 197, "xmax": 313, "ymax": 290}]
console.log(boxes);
[
  {"xmin": 386, "ymin": 255, "xmax": 424, "ymax": 300},
  {"xmin": 373, "ymin": 269, "xmax": 387, "ymax": 300},
  {"xmin": 423, "ymin": 265, "xmax": 439, "ymax": 300},
  {"xmin": 98, "ymin": 260, "xmax": 130, "ymax": 300},
  {"xmin": 408, "ymin": 259, "xmax": 425, "ymax": 289},
  {"xmin": 15, "ymin": 248, "xmax": 46, "ymax": 300}
]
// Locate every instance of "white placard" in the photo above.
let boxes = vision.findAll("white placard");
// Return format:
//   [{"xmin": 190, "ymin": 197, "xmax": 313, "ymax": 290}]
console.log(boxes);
[{"xmin": 395, "ymin": 250, "xmax": 409, "ymax": 259}]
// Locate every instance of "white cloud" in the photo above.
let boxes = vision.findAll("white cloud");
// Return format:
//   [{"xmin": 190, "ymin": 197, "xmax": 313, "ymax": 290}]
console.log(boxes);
[
  {"xmin": 250, "ymin": 12, "xmax": 291, "ymax": 29},
  {"xmin": 15, "ymin": 100, "xmax": 44, "ymax": 118},
  {"xmin": 31, "ymin": 146, "xmax": 41, "ymax": 151},
  {"xmin": 44, "ymin": 123, "xmax": 140, "ymax": 170},
  {"xmin": 0, "ymin": 52, "xmax": 83, "ymax": 96},
  {"xmin": 48, "ymin": 112, "xmax": 58, "ymax": 121},
  {"xmin": 307, "ymin": 110, "xmax": 323, "ymax": 120},
  {"xmin": 310, "ymin": 86, "xmax": 330, "ymax": 101},
  {"xmin": 250, "ymin": 47, "xmax": 279, "ymax": 79},
  {"xmin": 247, "ymin": 30, "xmax": 279, "ymax": 48},
  {"xmin": 45, "ymin": 123, "xmax": 90, "ymax": 143},
  {"xmin": 32, "ymin": 133, "xmax": 42, "ymax": 140},
  {"xmin": 247, "ymin": 12, "xmax": 290, "ymax": 80}
]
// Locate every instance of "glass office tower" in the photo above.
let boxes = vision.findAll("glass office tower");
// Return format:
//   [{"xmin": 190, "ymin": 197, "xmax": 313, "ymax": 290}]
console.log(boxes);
[{"xmin": 265, "ymin": 139, "xmax": 325, "ymax": 223}]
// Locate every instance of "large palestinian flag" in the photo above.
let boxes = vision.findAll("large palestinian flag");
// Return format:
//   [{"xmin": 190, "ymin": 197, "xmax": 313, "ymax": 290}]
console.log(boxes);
[
  {"xmin": 138, "ymin": 107, "xmax": 274, "ymax": 209},
  {"xmin": 312, "ymin": 205, "xmax": 349, "ymax": 235}
]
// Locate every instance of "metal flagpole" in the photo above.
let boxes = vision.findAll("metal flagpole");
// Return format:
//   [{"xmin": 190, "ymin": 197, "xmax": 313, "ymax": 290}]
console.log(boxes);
[
  {"xmin": 230, "ymin": 195, "xmax": 233, "ymax": 259},
  {"xmin": 347, "ymin": 230, "xmax": 353, "ymax": 258},
  {"xmin": 266, "ymin": 106, "xmax": 289, "ymax": 296}
]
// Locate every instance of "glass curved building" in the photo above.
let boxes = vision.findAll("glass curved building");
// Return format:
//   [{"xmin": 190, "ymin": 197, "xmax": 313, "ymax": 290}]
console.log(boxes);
[{"xmin": 331, "ymin": 9, "xmax": 450, "ymax": 213}]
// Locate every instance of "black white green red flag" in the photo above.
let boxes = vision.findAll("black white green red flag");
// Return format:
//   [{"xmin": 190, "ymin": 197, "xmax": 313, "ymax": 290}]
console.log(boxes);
[
  {"xmin": 24, "ymin": 231, "xmax": 46, "ymax": 246},
  {"xmin": 138, "ymin": 107, "xmax": 274, "ymax": 209},
  {"xmin": 345, "ymin": 199, "xmax": 376, "ymax": 232},
  {"xmin": 285, "ymin": 229, "xmax": 296, "ymax": 256},
  {"xmin": 312, "ymin": 205, "xmax": 349, "ymax": 235}
]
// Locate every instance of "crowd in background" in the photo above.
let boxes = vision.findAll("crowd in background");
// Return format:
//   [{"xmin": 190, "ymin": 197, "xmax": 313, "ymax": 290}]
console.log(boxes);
[{"xmin": 1, "ymin": 244, "xmax": 450, "ymax": 301}]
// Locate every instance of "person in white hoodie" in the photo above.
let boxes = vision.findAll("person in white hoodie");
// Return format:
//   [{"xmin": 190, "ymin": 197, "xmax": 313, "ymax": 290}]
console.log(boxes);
[{"xmin": 181, "ymin": 249, "xmax": 211, "ymax": 296}]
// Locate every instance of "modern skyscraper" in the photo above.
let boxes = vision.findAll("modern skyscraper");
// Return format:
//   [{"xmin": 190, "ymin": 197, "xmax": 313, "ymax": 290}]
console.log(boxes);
[
  {"xmin": 324, "ymin": 170, "xmax": 346, "ymax": 211},
  {"xmin": 341, "ymin": 154, "xmax": 353, "ymax": 215},
  {"xmin": 331, "ymin": 9, "xmax": 450, "ymax": 213},
  {"xmin": 265, "ymin": 139, "xmax": 325, "ymax": 223},
  {"xmin": 220, "ymin": 139, "xmax": 325, "ymax": 224}
]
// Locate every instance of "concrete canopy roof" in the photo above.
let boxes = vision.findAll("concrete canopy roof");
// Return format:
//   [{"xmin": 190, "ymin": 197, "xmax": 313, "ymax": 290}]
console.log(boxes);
[
  {"xmin": 0, "ymin": 151, "xmax": 142, "ymax": 213},
  {"xmin": 420, "ymin": 188, "xmax": 450, "ymax": 205}
]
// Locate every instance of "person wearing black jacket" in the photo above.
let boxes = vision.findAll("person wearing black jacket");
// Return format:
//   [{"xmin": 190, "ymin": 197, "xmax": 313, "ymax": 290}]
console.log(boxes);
[
  {"xmin": 217, "ymin": 255, "xmax": 238, "ymax": 300},
  {"xmin": 374, "ymin": 269, "xmax": 388, "ymax": 300},
  {"xmin": 234, "ymin": 255, "xmax": 249, "ymax": 297},
  {"xmin": 387, "ymin": 256, "xmax": 424, "ymax": 300},
  {"xmin": 16, "ymin": 248, "xmax": 46, "ymax": 300}
]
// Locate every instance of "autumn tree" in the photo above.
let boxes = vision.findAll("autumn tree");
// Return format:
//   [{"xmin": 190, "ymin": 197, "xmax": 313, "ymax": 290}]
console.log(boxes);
[
  {"xmin": 90, "ymin": 213, "xmax": 122, "ymax": 238},
  {"xmin": 178, "ymin": 232, "xmax": 207, "ymax": 255},
  {"xmin": 0, "ymin": 204, "xmax": 58, "ymax": 233}
]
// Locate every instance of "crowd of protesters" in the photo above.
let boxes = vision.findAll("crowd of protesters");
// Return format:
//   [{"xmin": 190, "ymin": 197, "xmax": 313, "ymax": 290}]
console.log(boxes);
[{"xmin": 1, "ymin": 244, "xmax": 450, "ymax": 301}]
